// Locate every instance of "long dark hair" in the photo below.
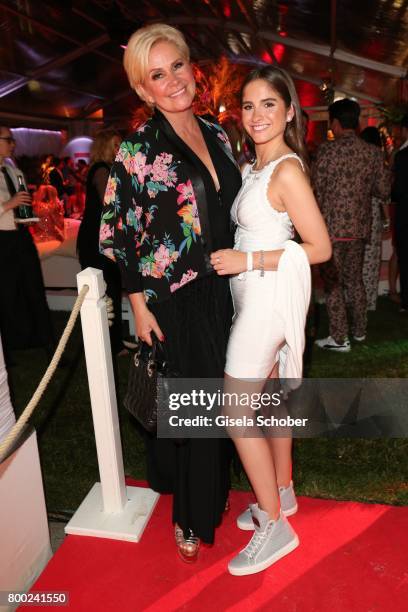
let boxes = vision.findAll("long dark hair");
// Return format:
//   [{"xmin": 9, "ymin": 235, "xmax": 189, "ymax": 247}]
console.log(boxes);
[{"xmin": 240, "ymin": 66, "xmax": 309, "ymax": 172}]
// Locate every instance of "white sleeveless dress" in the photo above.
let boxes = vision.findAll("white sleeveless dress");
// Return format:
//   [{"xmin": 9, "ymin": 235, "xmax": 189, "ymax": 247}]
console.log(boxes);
[{"xmin": 225, "ymin": 153, "xmax": 310, "ymax": 380}]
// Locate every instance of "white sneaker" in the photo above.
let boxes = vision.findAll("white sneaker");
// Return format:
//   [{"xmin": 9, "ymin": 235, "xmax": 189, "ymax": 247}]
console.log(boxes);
[
  {"xmin": 228, "ymin": 504, "xmax": 299, "ymax": 576},
  {"xmin": 353, "ymin": 335, "xmax": 366, "ymax": 342},
  {"xmin": 237, "ymin": 481, "xmax": 298, "ymax": 530},
  {"xmin": 315, "ymin": 335, "xmax": 351, "ymax": 352}
]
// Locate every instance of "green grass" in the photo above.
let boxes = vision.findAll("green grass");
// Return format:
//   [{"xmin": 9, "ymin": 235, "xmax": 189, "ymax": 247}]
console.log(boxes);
[{"xmin": 7, "ymin": 296, "xmax": 408, "ymax": 513}]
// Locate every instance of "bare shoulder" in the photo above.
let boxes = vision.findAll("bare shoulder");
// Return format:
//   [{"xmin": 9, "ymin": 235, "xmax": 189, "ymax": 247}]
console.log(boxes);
[{"xmin": 273, "ymin": 157, "xmax": 305, "ymax": 185}]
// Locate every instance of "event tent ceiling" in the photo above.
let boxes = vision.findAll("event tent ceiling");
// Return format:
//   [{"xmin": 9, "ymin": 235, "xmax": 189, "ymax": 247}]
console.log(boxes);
[{"xmin": 0, "ymin": 0, "xmax": 407, "ymax": 129}]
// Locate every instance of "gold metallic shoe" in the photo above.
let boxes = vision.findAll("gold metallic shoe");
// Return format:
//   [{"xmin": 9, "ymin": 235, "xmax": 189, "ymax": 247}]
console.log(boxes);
[
  {"xmin": 174, "ymin": 524, "xmax": 200, "ymax": 563},
  {"xmin": 174, "ymin": 523, "xmax": 184, "ymax": 547}
]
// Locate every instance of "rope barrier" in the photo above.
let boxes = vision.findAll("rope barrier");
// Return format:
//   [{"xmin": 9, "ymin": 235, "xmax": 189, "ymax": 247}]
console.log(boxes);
[{"xmin": 0, "ymin": 284, "xmax": 90, "ymax": 463}]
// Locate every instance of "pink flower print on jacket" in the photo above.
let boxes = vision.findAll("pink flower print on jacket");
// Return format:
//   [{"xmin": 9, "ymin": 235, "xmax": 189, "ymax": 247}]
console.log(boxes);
[
  {"xmin": 170, "ymin": 269, "xmax": 198, "ymax": 293},
  {"xmin": 199, "ymin": 116, "xmax": 233, "ymax": 153},
  {"xmin": 146, "ymin": 153, "xmax": 178, "ymax": 198},
  {"xmin": 176, "ymin": 180, "xmax": 201, "ymax": 255},
  {"xmin": 100, "ymin": 223, "xmax": 113, "ymax": 243},
  {"xmin": 176, "ymin": 180, "xmax": 195, "ymax": 205},
  {"xmin": 139, "ymin": 237, "xmax": 179, "ymax": 280},
  {"xmin": 177, "ymin": 203, "xmax": 200, "ymax": 235},
  {"xmin": 217, "ymin": 131, "xmax": 232, "ymax": 151},
  {"xmin": 144, "ymin": 204, "xmax": 158, "ymax": 228},
  {"xmin": 102, "ymin": 247, "xmax": 115, "ymax": 261},
  {"xmin": 153, "ymin": 244, "xmax": 178, "ymax": 277},
  {"xmin": 116, "ymin": 142, "xmax": 151, "ymax": 186},
  {"xmin": 129, "ymin": 152, "xmax": 151, "ymax": 185},
  {"xmin": 126, "ymin": 206, "xmax": 142, "ymax": 233},
  {"xmin": 104, "ymin": 175, "xmax": 118, "ymax": 206}
]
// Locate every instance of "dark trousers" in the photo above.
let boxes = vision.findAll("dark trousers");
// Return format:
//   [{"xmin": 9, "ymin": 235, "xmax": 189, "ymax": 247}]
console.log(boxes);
[
  {"xmin": 395, "ymin": 218, "xmax": 408, "ymax": 309},
  {"xmin": 0, "ymin": 227, "xmax": 54, "ymax": 352},
  {"xmin": 146, "ymin": 274, "xmax": 232, "ymax": 544},
  {"xmin": 320, "ymin": 240, "xmax": 367, "ymax": 343}
]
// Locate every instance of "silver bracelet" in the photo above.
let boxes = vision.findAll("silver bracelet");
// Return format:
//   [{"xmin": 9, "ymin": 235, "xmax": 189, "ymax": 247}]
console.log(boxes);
[
  {"xmin": 259, "ymin": 250, "xmax": 265, "ymax": 277},
  {"xmin": 246, "ymin": 251, "xmax": 253, "ymax": 272}
]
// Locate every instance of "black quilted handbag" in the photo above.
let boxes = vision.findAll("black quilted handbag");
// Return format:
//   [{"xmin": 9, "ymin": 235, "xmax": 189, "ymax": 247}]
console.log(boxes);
[{"xmin": 123, "ymin": 339, "xmax": 173, "ymax": 433}]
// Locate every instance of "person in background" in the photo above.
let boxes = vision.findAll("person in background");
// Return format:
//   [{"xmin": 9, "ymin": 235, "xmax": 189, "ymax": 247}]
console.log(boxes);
[
  {"xmin": 387, "ymin": 217, "xmax": 400, "ymax": 304},
  {"xmin": 76, "ymin": 159, "xmax": 89, "ymax": 185},
  {"xmin": 301, "ymin": 108, "xmax": 309, "ymax": 141},
  {"xmin": 77, "ymin": 128, "xmax": 131, "ymax": 356},
  {"xmin": 313, "ymin": 99, "xmax": 390, "ymax": 352},
  {"xmin": 360, "ymin": 126, "xmax": 391, "ymax": 311},
  {"xmin": 61, "ymin": 156, "xmax": 76, "ymax": 216},
  {"xmin": 48, "ymin": 156, "xmax": 65, "ymax": 199},
  {"xmin": 32, "ymin": 184, "xmax": 65, "ymax": 243},
  {"xmin": 301, "ymin": 108, "xmax": 318, "ymax": 161},
  {"xmin": 40, "ymin": 154, "xmax": 53, "ymax": 183},
  {"xmin": 392, "ymin": 114, "xmax": 408, "ymax": 312},
  {"xmin": 73, "ymin": 159, "xmax": 88, "ymax": 216},
  {"xmin": 0, "ymin": 125, "xmax": 54, "ymax": 360}
]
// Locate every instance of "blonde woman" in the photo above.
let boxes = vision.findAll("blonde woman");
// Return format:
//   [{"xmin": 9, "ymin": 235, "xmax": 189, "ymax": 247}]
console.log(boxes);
[
  {"xmin": 77, "ymin": 128, "xmax": 127, "ymax": 355},
  {"xmin": 99, "ymin": 24, "xmax": 242, "ymax": 561}
]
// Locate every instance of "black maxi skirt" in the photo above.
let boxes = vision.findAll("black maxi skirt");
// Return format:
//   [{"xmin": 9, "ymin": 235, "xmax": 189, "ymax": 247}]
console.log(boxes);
[{"xmin": 145, "ymin": 273, "xmax": 233, "ymax": 544}]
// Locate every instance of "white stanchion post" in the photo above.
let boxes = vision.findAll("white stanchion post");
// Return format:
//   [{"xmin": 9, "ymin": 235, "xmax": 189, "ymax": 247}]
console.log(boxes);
[{"xmin": 65, "ymin": 267, "xmax": 159, "ymax": 542}]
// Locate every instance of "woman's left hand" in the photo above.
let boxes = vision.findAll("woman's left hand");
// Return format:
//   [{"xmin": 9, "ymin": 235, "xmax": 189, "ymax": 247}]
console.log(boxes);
[{"xmin": 210, "ymin": 249, "xmax": 246, "ymax": 275}]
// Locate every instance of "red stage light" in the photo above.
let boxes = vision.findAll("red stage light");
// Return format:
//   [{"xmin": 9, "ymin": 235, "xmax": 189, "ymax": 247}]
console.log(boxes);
[{"xmin": 273, "ymin": 43, "xmax": 285, "ymax": 63}]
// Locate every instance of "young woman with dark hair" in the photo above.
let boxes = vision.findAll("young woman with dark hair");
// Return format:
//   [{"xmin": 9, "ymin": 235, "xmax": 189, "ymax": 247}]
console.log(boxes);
[{"xmin": 211, "ymin": 66, "xmax": 331, "ymax": 576}]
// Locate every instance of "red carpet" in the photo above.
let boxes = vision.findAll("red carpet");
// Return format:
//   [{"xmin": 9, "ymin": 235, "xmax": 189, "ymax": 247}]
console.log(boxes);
[{"xmin": 29, "ymin": 479, "xmax": 407, "ymax": 611}]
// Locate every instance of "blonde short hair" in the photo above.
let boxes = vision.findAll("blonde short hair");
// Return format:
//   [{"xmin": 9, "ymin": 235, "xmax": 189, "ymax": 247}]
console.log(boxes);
[{"xmin": 123, "ymin": 23, "xmax": 190, "ymax": 100}]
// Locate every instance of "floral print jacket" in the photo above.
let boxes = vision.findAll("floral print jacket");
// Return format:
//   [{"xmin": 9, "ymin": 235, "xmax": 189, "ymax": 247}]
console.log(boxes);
[{"xmin": 99, "ymin": 110, "xmax": 239, "ymax": 303}]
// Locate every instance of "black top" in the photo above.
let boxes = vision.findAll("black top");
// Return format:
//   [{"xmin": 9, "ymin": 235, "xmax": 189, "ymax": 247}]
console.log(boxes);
[
  {"xmin": 159, "ymin": 113, "xmax": 242, "ymax": 271},
  {"xmin": 48, "ymin": 168, "xmax": 64, "ymax": 198},
  {"xmin": 77, "ymin": 161, "xmax": 110, "ymax": 267},
  {"xmin": 99, "ymin": 111, "xmax": 242, "ymax": 303}
]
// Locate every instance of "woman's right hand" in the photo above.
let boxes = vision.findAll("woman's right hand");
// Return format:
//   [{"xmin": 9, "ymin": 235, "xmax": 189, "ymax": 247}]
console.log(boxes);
[{"xmin": 134, "ymin": 308, "xmax": 164, "ymax": 346}]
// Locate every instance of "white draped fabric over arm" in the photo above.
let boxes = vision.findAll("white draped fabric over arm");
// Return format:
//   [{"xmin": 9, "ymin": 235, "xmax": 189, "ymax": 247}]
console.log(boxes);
[{"xmin": 277, "ymin": 240, "xmax": 311, "ymax": 387}]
